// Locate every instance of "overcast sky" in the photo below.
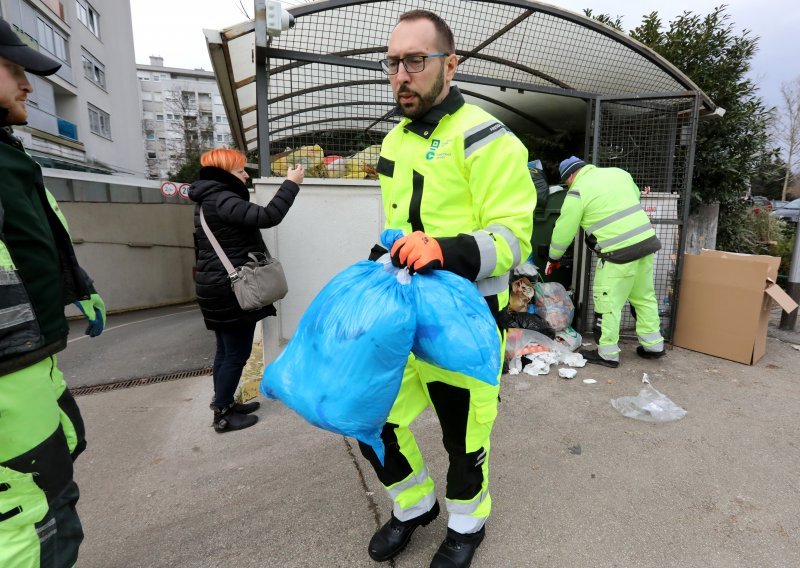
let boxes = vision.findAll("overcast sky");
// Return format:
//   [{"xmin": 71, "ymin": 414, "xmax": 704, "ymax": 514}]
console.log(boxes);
[{"xmin": 130, "ymin": 0, "xmax": 799, "ymax": 110}]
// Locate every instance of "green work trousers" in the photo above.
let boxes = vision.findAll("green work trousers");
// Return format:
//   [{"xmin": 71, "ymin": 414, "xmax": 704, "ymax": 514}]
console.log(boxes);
[
  {"xmin": 359, "ymin": 335, "xmax": 504, "ymax": 535},
  {"xmin": 592, "ymin": 254, "xmax": 664, "ymax": 362},
  {"xmin": 0, "ymin": 357, "xmax": 85, "ymax": 568}
]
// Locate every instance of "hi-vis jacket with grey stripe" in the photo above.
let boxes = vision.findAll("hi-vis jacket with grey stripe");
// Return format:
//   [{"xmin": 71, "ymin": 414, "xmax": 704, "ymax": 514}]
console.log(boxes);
[
  {"xmin": 375, "ymin": 87, "xmax": 536, "ymax": 317},
  {"xmin": 548, "ymin": 164, "xmax": 661, "ymax": 264}
]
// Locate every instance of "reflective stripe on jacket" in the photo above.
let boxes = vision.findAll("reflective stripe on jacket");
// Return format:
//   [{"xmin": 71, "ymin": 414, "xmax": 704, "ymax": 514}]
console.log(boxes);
[
  {"xmin": 377, "ymin": 87, "xmax": 536, "ymax": 310},
  {"xmin": 549, "ymin": 164, "xmax": 659, "ymax": 262}
]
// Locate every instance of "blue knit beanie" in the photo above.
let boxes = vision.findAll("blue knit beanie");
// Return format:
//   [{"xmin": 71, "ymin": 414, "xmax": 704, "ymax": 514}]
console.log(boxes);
[{"xmin": 559, "ymin": 156, "xmax": 586, "ymax": 182}]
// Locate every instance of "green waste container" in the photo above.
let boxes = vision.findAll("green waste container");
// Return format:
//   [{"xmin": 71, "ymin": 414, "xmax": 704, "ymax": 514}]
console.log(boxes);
[{"xmin": 530, "ymin": 187, "xmax": 573, "ymax": 288}]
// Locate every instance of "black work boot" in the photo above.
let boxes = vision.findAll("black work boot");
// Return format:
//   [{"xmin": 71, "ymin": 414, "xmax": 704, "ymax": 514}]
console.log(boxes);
[
  {"xmin": 368, "ymin": 501, "xmax": 440, "ymax": 562},
  {"xmin": 636, "ymin": 346, "xmax": 666, "ymax": 359},
  {"xmin": 578, "ymin": 348, "xmax": 619, "ymax": 368},
  {"xmin": 212, "ymin": 404, "xmax": 258, "ymax": 433},
  {"xmin": 430, "ymin": 527, "xmax": 485, "ymax": 568}
]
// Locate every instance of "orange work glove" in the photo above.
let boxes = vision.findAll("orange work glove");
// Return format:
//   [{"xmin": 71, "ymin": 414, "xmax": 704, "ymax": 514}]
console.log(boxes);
[{"xmin": 390, "ymin": 231, "xmax": 444, "ymax": 274}]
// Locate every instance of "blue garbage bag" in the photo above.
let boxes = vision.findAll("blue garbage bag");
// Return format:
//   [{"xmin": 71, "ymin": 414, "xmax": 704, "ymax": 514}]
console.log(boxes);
[
  {"xmin": 411, "ymin": 271, "xmax": 501, "ymax": 385},
  {"xmin": 381, "ymin": 229, "xmax": 501, "ymax": 386},
  {"xmin": 260, "ymin": 259, "xmax": 414, "ymax": 464}
]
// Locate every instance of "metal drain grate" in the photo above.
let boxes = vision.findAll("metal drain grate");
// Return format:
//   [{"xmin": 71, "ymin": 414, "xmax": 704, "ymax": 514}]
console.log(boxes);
[{"xmin": 71, "ymin": 367, "xmax": 213, "ymax": 396}]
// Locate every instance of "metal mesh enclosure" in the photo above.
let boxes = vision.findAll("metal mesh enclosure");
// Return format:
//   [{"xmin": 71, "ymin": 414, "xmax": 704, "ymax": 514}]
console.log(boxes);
[
  {"xmin": 581, "ymin": 96, "xmax": 699, "ymax": 340},
  {"xmin": 207, "ymin": 0, "xmax": 714, "ymax": 160}
]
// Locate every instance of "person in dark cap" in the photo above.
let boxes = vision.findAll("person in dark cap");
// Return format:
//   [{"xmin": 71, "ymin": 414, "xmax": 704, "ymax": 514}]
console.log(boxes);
[
  {"xmin": 0, "ymin": 16, "xmax": 105, "ymax": 567},
  {"xmin": 546, "ymin": 156, "xmax": 665, "ymax": 367}
]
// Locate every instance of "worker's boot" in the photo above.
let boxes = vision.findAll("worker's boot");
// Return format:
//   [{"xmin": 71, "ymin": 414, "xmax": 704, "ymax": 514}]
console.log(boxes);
[
  {"xmin": 579, "ymin": 348, "xmax": 619, "ymax": 368},
  {"xmin": 212, "ymin": 403, "xmax": 258, "ymax": 433},
  {"xmin": 368, "ymin": 500, "xmax": 440, "ymax": 562},
  {"xmin": 636, "ymin": 346, "xmax": 665, "ymax": 359},
  {"xmin": 430, "ymin": 527, "xmax": 485, "ymax": 568}
]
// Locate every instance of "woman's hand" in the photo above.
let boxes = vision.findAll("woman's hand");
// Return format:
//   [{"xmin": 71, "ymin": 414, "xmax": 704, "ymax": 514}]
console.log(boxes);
[{"xmin": 287, "ymin": 164, "xmax": 305, "ymax": 185}]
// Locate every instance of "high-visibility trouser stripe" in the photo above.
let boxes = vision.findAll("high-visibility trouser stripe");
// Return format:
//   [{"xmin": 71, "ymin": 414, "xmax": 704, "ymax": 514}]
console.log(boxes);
[
  {"xmin": 446, "ymin": 489, "xmax": 490, "ymax": 534},
  {"xmin": 0, "ymin": 267, "xmax": 21, "ymax": 284},
  {"xmin": 485, "ymin": 224, "xmax": 522, "ymax": 268},
  {"xmin": 464, "ymin": 121, "xmax": 507, "ymax": 159},
  {"xmin": 386, "ymin": 466, "xmax": 430, "ymax": 500},
  {"xmin": 597, "ymin": 223, "xmax": 653, "ymax": 250},
  {"xmin": 0, "ymin": 304, "xmax": 36, "ymax": 331},
  {"xmin": 476, "ymin": 273, "xmax": 509, "ymax": 297},
  {"xmin": 567, "ymin": 190, "xmax": 581, "ymax": 199},
  {"xmin": 472, "ymin": 231, "xmax": 497, "ymax": 281},
  {"xmin": 639, "ymin": 333, "xmax": 664, "ymax": 351},
  {"xmin": 598, "ymin": 344, "xmax": 621, "ymax": 361},
  {"xmin": 586, "ymin": 204, "xmax": 644, "ymax": 235}
]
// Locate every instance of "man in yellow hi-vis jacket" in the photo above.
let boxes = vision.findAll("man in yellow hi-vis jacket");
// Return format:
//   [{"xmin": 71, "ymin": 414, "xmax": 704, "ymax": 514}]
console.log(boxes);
[
  {"xmin": 358, "ymin": 10, "xmax": 536, "ymax": 568},
  {"xmin": 1, "ymin": 17, "xmax": 105, "ymax": 567},
  {"xmin": 547, "ymin": 156, "xmax": 665, "ymax": 368}
]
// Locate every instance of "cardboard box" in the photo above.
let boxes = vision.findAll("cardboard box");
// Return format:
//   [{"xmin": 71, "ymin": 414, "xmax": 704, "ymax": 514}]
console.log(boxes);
[{"xmin": 673, "ymin": 249, "xmax": 798, "ymax": 365}]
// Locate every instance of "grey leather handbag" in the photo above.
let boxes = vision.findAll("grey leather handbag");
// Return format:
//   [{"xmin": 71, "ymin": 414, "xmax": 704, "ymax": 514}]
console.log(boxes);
[{"xmin": 200, "ymin": 209, "xmax": 288, "ymax": 311}]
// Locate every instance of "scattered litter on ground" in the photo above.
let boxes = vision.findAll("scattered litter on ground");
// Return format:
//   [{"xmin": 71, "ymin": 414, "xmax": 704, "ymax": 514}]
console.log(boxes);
[
  {"xmin": 611, "ymin": 382, "xmax": 687, "ymax": 422},
  {"xmin": 792, "ymin": 344, "xmax": 800, "ymax": 352},
  {"xmin": 583, "ymin": 378, "xmax": 597, "ymax": 384},
  {"xmin": 559, "ymin": 368, "xmax": 577, "ymax": 379},
  {"xmin": 641, "ymin": 372, "xmax": 650, "ymax": 384}
]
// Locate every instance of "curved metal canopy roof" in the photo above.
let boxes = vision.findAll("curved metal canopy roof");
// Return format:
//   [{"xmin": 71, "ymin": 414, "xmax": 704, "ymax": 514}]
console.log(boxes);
[{"xmin": 205, "ymin": 0, "xmax": 715, "ymax": 157}]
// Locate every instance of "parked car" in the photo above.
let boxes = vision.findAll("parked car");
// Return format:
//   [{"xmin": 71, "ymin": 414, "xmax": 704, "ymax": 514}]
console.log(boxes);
[
  {"xmin": 771, "ymin": 198, "xmax": 800, "ymax": 223},
  {"xmin": 751, "ymin": 195, "xmax": 773, "ymax": 212},
  {"xmin": 772, "ymin": 199, "xmax": 789, "ymax": 209}
]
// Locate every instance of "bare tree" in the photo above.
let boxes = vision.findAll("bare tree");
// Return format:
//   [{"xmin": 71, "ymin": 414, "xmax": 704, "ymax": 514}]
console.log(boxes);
[
  {"xmin": 163, "ymin": 88, "xmax": 215, "ymax": 175},
  {"xmin": 776, "ymin": 77, "xmax": 800, "ymax": 200}
]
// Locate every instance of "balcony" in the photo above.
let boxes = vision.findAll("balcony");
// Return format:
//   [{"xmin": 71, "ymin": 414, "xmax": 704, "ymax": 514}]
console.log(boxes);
[{"xmin": 57, "ymin": 117, "xmax": 79, "ymax": 141}]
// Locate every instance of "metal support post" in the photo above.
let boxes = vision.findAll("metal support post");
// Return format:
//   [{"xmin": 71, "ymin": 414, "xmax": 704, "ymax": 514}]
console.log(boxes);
[{"xmin": 779, "ymin": 224, "xmax": 800, "ymax": 330}]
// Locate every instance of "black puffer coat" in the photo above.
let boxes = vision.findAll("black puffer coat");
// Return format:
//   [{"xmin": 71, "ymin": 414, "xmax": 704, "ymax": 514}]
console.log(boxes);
[{"xmin": 189, "ymin": 167, "xmax": 299, "ymax": 330}]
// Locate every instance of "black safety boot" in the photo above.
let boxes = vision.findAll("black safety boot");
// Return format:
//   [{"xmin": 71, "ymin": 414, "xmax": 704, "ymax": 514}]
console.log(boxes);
[
  {"xmin": 578, "ymin": 348, "xmax": 619, "ymax": 368},
  {"xmin": 212, "ymin": 404, "xmax": 258, "ymax": 433},
  {"xmin": 636, "ymin": 346, "xmax": 666, "ymax": 359},
  {"xmin": 430, "ymin": 527, "xmax": 485, "ymax": 568},
  {"xmin": 368, "ymin": 501, "xmax": 440, "ymax": 562},
  {"xmin": 232, "ymin": 400, "xmax": 260, "ymax": 414}
]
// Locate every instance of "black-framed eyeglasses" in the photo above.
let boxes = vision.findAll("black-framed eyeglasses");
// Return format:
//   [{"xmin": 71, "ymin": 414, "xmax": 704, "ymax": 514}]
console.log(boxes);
[{"xmin": 379, "ymin": 53, "xmax": 448, "ymax": 75}]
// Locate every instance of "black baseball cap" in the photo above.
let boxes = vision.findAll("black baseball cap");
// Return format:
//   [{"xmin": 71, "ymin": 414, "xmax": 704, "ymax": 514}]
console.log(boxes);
[{"xmin": 0, "ymin": 17, "xmax": 60, "ymax": 76}]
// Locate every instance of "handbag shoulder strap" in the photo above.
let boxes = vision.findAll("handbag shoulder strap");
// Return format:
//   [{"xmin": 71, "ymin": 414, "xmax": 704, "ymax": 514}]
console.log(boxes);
[{"xmin": 199, "ymin": 208, "xmax": 237, "ymax": 277}]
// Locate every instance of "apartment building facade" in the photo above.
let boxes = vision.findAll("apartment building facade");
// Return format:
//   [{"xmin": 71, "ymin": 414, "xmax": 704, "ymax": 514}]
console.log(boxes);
[
  {"xmin": 137, "ymin": 57, "xmax": 232, "ymax": 180},
  {"xmin": 1, "ymin": 0, "xmax": 144, "ymax": 175}
]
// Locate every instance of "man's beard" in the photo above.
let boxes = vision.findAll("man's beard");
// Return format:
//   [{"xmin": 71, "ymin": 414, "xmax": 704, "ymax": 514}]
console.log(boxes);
[{"xmin": 395, "ymin": 67, "xmax": 445, "ymax": 119}]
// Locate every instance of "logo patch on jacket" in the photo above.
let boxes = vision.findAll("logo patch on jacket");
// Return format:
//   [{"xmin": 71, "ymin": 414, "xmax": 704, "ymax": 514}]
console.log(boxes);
[{"xmin": 425, "ymin": 138, "xmax": 451, "ymax": 161}]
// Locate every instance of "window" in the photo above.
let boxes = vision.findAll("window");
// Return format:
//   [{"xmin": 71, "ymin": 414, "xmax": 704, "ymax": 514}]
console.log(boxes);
[
  {"xmin": 36, "ymin": 17, "xmax": 68, "ymax": 63},
  {"xmin": 152, "ymin": 74, "xmax": 160, "ymax": 82},
  {"xmin": 88, "ymin": 104, "xmax": 110, "ymax": 138},
  {"xmin": 156, "ymin": 114, "xmax": 164, "ymax": 121},
  {"xmin": 147, "ymin": 152, "xmax": 157, "ymax": 159},
  {"xmin": 181, "ymin": 91, "xmax": 196, "ymax": 106},
  {"xmin": 216, "ymin": 134, "xmax": 223, "ymax": 142},
  {"xmin": 82, "ymin": 51, "xmax": 105, "ymax": 88},
  {"xmin": 165, "ymin": 113, "xmax": 174, "ymax": 120},
  {"xmin": 76, "ymin": 0, "xmax": 100, "ymax": 37},
  {"xmin": 215, "ymin": 115, "xmax": 227, "ymax": 124},
  {"xmin": 145, "ymin": 130, "xmax": 155, "ymax": 140}
]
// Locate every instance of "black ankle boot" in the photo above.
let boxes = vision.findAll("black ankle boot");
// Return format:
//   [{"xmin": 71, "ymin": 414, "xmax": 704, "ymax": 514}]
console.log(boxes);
[
  {"xmin": 212, "ymin": 404, "xmax": 258, "ymax": 433},
  {"xmin": 232, "ymin": 400, "xmax": 260, "ymax": 414},
  {"xmin": 636, "ymin": 346, "xmax": 666, "ymax": 359},
  {"xmin": 430, "ymin": 527, "xmax": 485, "ymax": 568},
  {"xmin": 368, "ymin": 501, "xmax": 440, "ymax": 562},
  {"xmin": 579, "ymin": 348, "xmax": 619, "ymax": 368}
]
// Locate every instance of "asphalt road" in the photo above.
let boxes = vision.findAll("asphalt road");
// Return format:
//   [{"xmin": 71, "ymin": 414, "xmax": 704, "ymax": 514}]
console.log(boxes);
[{"xmin": 59, "ymin": 303, "xmax": 216, "ymax": 388}]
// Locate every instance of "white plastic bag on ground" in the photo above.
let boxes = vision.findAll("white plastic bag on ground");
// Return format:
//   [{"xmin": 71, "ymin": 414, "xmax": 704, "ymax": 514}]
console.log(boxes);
[{"xmin": 611, "ymin": 384, "xmax": 687, "ymax": 422}]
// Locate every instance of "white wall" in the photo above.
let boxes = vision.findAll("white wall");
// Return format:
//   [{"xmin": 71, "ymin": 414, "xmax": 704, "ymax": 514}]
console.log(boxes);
[{"xmin": 253, "ymin": 178, "xmax": 384, "ymax": 362}]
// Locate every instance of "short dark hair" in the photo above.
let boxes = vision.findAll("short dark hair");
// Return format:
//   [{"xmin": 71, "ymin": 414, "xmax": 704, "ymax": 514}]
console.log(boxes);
[{"xmin": 397, "ymin": 10, "xmax": 455, "ymax": 54}]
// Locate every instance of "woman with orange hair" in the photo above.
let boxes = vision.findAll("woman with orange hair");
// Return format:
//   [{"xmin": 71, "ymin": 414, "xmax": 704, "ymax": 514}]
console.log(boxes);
[{"xmin": 189, "ymin": 148, "xmax": 304, "ymax": 432}]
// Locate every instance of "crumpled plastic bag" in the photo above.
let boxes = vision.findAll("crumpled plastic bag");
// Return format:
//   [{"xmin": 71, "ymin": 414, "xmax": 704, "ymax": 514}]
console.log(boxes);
[
  {"xmin": 509, "ymin": 277, "xmax": 535, "ymax": 312},
  {"xmin": 271, "ymin": 145, "xmax": 325, "ymax": 177},
  {"xmin": 533, "ymin": 281, "xmax": 574, "ymax": 331},
  {"xmin": 611, "ymin": 384, "xmax": 687, "ymax": 422},
  {"xmin": 261, "ymin": 259, "xmax": 415, "ymax": 464}
]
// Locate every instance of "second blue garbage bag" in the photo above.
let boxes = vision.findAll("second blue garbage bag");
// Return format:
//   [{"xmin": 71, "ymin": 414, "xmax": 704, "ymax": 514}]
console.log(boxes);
[{"xmin": 260, "ymin": 259, "xmax": 415, "ymax": 464}]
